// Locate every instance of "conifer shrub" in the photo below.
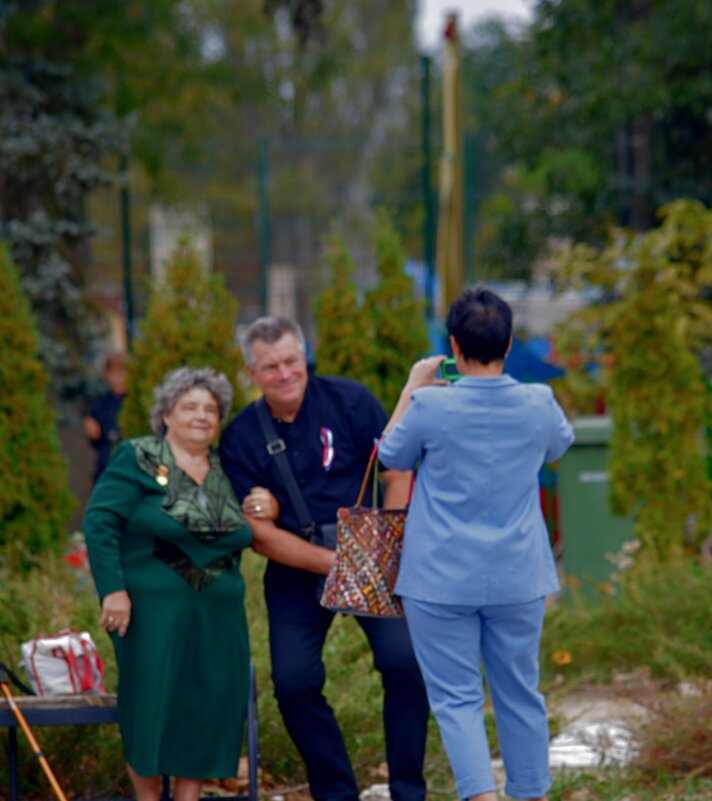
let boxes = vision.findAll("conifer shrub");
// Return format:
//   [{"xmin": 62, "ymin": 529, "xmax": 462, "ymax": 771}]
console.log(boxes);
[
  {"xmin": 313, "ymin": 232, "xmax": 374, "ymax": 381},
  {"xmin": 314, "ymin": 212, "xmax": 429, "ymax": 412},
  {"xmin": 555, "ymin": 199, "xmax": 712, "ymax": 560},
  {"xmin": 119, "ymin": 241, "xmax": 246, "ymax": 437},
  {"xmin": 362, "ymin": 211, "xmax": 430, "ymax": 411},
  {"xmin": 0, "ymin": 243, "xmax": 74, "ymax": 567}
]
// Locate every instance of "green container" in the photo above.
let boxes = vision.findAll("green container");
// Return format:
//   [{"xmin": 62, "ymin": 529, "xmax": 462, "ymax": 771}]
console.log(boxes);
[{"xmin": 558, "ymin": 416, "xmax": 634, "ymax": 594}]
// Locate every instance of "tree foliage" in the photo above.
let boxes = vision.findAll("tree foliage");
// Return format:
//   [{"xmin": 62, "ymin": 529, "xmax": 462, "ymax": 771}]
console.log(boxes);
[
  {"xmin": 362, "ymin": 212, "xmax": 430, "ymax": 411},
  {"xmin": 313, "ymin": 212, "xmax": 429, "ymax": 412},
  {"xmin": 313, "ymin": 232, "xmax": 372, "ymax": 379},
  {"xmin": 460, "ymin": 1, "xmax": 712, "ymax": 279},
  {"xmin": 556, "ymin": 199, "xmax": 712, "ymax": 561},
  {"xmin": 0, "ymin": 7, "xmax": 126, "ymax": 385},
  {"xmin": 119, "ymin": 242, "xmax": 246, "ymax": 438},
  {"xmin": 0, "ymin": 244, "xmax": 74, "ymax": 567},
  {"xmin": 0, "ymin": 1, "xmax": 235, "ymax": 389}
]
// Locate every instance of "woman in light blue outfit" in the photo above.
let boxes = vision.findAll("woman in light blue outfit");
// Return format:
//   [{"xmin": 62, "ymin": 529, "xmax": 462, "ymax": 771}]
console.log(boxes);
[{"xmin": 379, "ymin": 288, "xmax": 574, "ymax": 801}]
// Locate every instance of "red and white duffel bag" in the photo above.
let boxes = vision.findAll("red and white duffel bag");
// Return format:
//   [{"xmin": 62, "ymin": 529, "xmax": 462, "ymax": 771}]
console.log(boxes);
[{"xmin": 21, "ymin": 629, "xmax": 105, "ymax": 696}]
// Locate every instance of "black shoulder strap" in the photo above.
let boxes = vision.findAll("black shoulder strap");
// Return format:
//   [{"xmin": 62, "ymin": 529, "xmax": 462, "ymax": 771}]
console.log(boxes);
[{"xmin": 255, "ymin": 398, "xmax": 317, "ymax": 538}]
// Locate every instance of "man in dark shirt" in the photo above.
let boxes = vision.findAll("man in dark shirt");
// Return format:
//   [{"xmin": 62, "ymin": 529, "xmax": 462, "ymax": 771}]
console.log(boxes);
[{"xmin": 220, "ymin": 316, "xmax": 429, "ymax": 801}]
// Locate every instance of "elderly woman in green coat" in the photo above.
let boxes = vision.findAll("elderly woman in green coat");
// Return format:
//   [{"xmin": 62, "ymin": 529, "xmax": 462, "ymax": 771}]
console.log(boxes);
[{"xmin": 84, "ymin": 367, "xmax": 254, "ymax": 801}]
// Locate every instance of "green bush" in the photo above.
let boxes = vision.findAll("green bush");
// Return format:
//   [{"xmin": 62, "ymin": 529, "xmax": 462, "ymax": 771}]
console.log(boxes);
[
  {"xmin": 361, "ymin": 211, "xmax": 430, "ymax": 412},
  {"xmin": 314, "ymin": 212, "xmax": 429, "ymax": 412},
  {"xmin": 119, "ymin": 240, "xmax": 246, "ymax": 438},
  {"xmin": 0, "ymin": 243, "xmax": 74, "ymax": 568},
  {"xmin": 542, "ymin": 558, "xmax": 712, "ymax": 685},
  {"xmin": 313, "ymin": 232, "xmax": 373, "ymax": 383},
  {"xmin": 556, "ymin": 199, "xmax": 712, "ymax": 560}
]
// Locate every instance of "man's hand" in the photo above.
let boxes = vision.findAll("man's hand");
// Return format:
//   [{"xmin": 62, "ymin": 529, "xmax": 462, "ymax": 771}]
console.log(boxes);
[
  {"xmin": 101, "ymin": 590, "xmax": 131, "ymax": 637},
  {"xmin": 246, "ymin": 518, "xmax": 336, "ymax": 575}
]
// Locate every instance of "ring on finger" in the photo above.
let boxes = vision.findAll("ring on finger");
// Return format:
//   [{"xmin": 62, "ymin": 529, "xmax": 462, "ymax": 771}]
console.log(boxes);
[{"xmin": 255, "ymin": 504, "xmax": 262, "ymax": 513}]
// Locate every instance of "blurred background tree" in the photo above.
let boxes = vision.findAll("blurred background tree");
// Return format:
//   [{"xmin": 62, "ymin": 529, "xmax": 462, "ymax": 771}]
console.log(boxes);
[
  {"xmin": 313, "ymin": 211, "xmax": 428, "ymax": 411},
  {"xmin": 555, "ymin": 199, "xmax": 712, "ymax": 561},
  {"xmin": 459, "ymin": 0, "xmax": 712, "ymax": 280},
  {"xmin": 119, "ymin": 241, "xmax": 245, "ymax": 438},
  {"xmin": 1, "ymin": 0, "xmax": 710, "ymax": 553},
  {"xmin": 313, "ymin": 231, "xmax": 373, "ymax": 380},
  {"xmin": 0, "ymin": 0, "xmax": 223, "ymax": 393},
  {"xmin": 361, "ymin": 211, "xmax": 430, "ymax": 411},
  {"xmin": 0, "ymin": 243, "xmax": 74, "ymax": 569}
]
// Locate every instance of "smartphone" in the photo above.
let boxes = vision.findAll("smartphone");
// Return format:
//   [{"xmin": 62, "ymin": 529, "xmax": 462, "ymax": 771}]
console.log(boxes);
[{"xmin": 441, "ymin": 358, "xmax": 461, "ymax": 382}]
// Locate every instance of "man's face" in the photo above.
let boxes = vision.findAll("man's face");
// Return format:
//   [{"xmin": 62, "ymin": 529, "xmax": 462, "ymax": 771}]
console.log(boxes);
[{"xmin": 248, "ymin": 333, "xmax": 309, "ymax": 416}]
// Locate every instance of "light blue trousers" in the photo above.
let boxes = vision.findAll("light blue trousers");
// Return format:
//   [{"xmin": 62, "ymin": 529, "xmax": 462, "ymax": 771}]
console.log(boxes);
[{"xmin": 402, "ymin": 596, "xmax": 551, "ymax": 800}]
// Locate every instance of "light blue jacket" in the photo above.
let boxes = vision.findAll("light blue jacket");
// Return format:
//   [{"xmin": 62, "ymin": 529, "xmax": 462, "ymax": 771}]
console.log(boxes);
[{"xmin": 379, "ymin": 375, "xmax": 574, "ymax": 606}]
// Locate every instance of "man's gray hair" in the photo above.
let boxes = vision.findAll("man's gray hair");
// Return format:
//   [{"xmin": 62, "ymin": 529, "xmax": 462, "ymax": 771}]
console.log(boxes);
[
  {"xmin": 149, "ymin": 366, "xmax": 233, "ymax": 435},
  {"xmin": 240, "ymin": 316, "xmax": 306, "ymax": 367}
]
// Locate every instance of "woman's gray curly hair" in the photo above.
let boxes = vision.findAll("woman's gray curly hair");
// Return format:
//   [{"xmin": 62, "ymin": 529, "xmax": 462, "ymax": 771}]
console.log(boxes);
[{"xmin": 149, "ymin": 367, "xmax": 233, "ymax": 435}]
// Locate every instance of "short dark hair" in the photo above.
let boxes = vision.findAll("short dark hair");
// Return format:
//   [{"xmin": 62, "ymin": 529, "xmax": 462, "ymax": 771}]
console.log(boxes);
[
  {"xmin": 446, "ymin": 287, "xmax": 512, "ymax": 364},
  {"xmin": 240, "ymin": 316, "xmax": 306, "ymax": 366}
]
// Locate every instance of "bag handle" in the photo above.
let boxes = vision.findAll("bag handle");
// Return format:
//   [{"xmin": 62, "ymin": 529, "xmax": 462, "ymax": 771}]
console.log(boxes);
[
  {"xmin": 355, "ymin": 443, "xmax": 381, "ymax": 508},
  {"xmin": 355, "ymin": 440, "xmax": 414, "ymax": 509}
]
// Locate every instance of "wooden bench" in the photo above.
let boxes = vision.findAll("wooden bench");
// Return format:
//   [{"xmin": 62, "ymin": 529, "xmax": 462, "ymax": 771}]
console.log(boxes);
[{"xmin": 1, "ymin": 666, "xmax": 259, "ymax": 801}]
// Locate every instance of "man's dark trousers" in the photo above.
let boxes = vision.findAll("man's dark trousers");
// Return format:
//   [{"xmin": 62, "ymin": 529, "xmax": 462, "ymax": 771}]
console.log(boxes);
[{"xmin": 268, "ymin": 581, "xmax": 429, "ymax": 801}]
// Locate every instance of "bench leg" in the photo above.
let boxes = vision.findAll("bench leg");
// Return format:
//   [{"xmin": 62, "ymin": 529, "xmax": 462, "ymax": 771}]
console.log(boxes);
[{"xmin": 8, "ymin": 727, "xmax": 18, "ymax": 801}]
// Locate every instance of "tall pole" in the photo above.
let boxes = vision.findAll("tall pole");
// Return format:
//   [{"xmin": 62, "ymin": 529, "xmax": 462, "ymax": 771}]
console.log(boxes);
[
  {"xmin": 420, "ymin": 55, "xmax": 436, "ymax": 319},
  {"xmin": 119, "ymin": 151, "xmax": 134, "ymax": 346},
  {"xmin": 257, "ymin": 137, "xmax": 271, "ymax": 315},
  {"xmin": 435, "ymin": 13, "xmax": 464, "ymax": 317},
  {"xmin": 463, "ymin": 130, "xmax": 475, "ymax": 285}
]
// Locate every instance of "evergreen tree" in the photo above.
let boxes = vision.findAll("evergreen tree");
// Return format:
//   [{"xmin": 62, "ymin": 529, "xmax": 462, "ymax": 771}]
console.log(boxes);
[
  {"xmin": 0, "ymin": 243, "xmax": 74, "ymax": 566},
  {"xmin": 119, "ymin": 241, "xmax": 246, "ymax": 437},
  {"xmin": 558, "ymin": 199, "xmax": 712, "ymax": 561},
  {"xmin": 361, "ymin": 211, "xmax": 430, "ymax": 412},
  {"xmin": 313, "ymin": 232, "xmax": 372, "ymax": 380}
]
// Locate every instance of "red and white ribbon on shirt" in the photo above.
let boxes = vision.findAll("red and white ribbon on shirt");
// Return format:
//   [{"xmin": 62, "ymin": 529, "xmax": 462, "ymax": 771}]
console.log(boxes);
[{"xmin": 320, "ymin": 427, "xmax": 335, "ymax": 471}]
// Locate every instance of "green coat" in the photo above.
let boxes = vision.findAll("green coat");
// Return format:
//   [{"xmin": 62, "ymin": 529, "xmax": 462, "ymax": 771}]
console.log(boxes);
[{"xmin": 84, "ymin": 436, "xmax": 252, "ymax": 778}]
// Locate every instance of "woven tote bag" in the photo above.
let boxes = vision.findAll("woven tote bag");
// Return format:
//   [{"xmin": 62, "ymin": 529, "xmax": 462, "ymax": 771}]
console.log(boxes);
[{"xmin": 320, "ymin": 444, "xmax": 407, "ymax": 617}]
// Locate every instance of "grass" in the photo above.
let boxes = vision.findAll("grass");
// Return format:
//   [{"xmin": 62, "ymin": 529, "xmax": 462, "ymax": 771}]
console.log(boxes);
[
  {"xmin": 540, "ymin": 559, "xmax": 712, "ymax": 687},
  {"xmin": 1, "ymin": 549, "xmax": 712, "ymax": 800}
]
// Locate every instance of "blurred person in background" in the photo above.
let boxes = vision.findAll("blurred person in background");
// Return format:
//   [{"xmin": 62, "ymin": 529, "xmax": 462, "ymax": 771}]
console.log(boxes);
[{"xmin": 83, "ymin": 352, "xmax": 128, "ymax": 481}]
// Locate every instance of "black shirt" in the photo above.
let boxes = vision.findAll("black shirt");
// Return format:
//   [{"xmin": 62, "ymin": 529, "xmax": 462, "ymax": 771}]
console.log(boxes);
[
  {"xmin": 88, "ymin": 391, "xmax": 125, "ymax": 480},
  {"xmin": 219, "ymin": 375, "xmax": 388, "ymax": 617}
]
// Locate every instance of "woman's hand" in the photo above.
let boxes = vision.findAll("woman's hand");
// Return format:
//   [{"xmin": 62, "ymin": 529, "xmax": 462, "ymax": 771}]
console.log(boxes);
[
  {"xmin": 242, "ymin": 487, "xmax": 280, "ymax": 521},
  {"xmin": 101, "ymin": 590, "xmax": 131, "ymax": 637},
  {"xmin": 405, "ymin": 355, "xmax": 447, "ymax": 392},
  {"xmin": 384, "ymin": 355, "xmax": 448, "ymax": 434}
]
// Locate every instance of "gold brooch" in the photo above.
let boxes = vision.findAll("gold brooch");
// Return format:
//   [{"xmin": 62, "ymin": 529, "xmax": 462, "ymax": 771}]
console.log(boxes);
[{"xmin": 156, "ymin": 465, "xmax": 169, "ymax": 486}]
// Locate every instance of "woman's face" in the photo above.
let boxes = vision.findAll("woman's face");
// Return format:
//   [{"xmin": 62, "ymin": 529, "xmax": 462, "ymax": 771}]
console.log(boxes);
[{"xmin": 163, "ymin": 387, "xmax": 220, "ymax": 451}]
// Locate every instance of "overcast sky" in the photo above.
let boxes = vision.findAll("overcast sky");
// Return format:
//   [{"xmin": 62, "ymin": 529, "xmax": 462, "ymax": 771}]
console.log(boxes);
[{"xmin": 416, "ymin": 0, "xmax": 533, "ymax": 50}]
